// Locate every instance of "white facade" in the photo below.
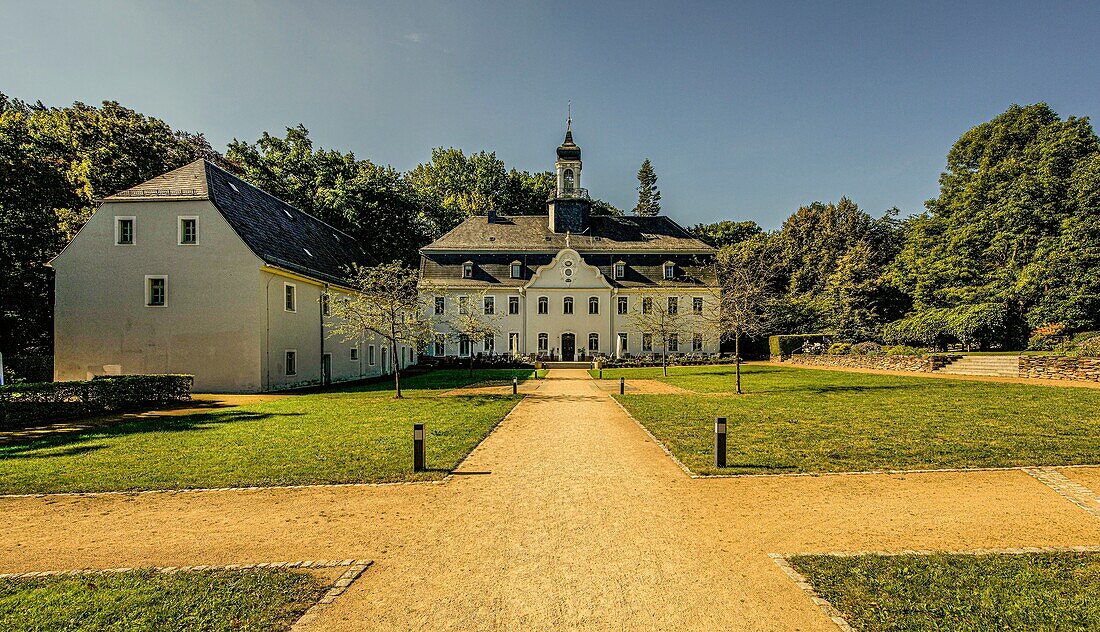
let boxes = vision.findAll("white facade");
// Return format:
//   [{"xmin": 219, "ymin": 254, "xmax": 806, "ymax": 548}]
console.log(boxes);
[
  {"xmin": 427, "ymin": 248, "xmax": 719, "ymax": 361},
  {"xmin": 52, "ymin": 197, "xmax": 413, "ymax": 393}
]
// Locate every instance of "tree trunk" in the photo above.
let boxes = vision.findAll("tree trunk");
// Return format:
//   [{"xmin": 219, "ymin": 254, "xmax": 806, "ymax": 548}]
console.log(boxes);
[
  {"xmin": 469, "ymin": 352, "xmax": 474, "ymax": 377},
  {"xmin": 662, "ymin": 341, "xmax": 668, "ymax": 377},
  {"xmin": 735, "ymin": 332, "xmax": 742, "ymax": 395},
  {"xmin": 391, "ymin": 340, "xmax": 402, "ymax": 398}
]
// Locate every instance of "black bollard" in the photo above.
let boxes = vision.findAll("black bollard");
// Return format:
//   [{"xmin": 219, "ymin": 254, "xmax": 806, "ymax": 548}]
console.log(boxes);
[
  {"xmin": 619, "ymin": 377, "xmax": 625, "ymax": 395},
  {"xmin": 599, "ymin": 368, "xmax": 603, "ymax": 379},
  {"xmin": 413, "ymin": 423, "xmax": 425, "ymax": 472},
  {"xmin": 512, "ymin": 377, "xmax": 518, "ymax": 394},
  {"xmin": 714, "ymin": 417, "xmax": 727, "ymax": 468}
]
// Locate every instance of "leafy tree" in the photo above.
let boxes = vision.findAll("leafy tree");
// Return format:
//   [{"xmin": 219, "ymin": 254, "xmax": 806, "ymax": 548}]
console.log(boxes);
[
  {"xmin": 328, "ymin": 262, "xmax": 435, "ymax": 397},
  {"xmin": 712, "ymin": 244, "xmax": 779, "ymax": 393},
  {"xmin": 627, "ymin": 294, "xmax": 685, "ymax": 376},
  {"xmin": 227, "ymin": 125, "xmax": 427, "ymax": 266},
  {"xmin": 633, "ymin": 159, "xmax": 661, "ymax": 216},
  {"xmin": 689, "ymin": 220, "xmax": 762, "ymax": 248},
  {"xmin": 890, "ymin": 103, "xmax": 1100, "ymax": 344}
]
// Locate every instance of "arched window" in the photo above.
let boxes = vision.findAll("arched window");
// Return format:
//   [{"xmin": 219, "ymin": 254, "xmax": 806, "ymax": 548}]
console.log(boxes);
[
  {"xmin": 538, "ymin": 333, "xmax": 549, "ymax": 353},
  {"xmin": 563, "ymin": 296, "xmax": 574, "ymax": 314},
  {"xmin": 563, "ymin": 168, "xmax": 575, "ymax": 191},
  {"xmin": 538, "ymin": 296, "xmax": 548, "ymax": 314},
  {"xmin": 589, "ymin": 296, "xmax": 599, "ymax": 314},
  {"xmin": 588, "ymin": 333, "xmax": 599, "ymax": 352}
]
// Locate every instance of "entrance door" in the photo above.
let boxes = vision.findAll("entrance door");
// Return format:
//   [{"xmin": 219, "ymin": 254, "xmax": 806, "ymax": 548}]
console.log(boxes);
[
  {"xmin": 561, "ymin": 333, "xmax": 576, "ymax": 361},
  {"xmin": 322, "ymin": 353, "xmax": 332, "ymax": 385}
]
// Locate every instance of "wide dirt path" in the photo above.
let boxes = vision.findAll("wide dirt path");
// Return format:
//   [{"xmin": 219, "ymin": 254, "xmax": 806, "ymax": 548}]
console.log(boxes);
[{"xmin": 2, "ymin": 369, "xmax": 1100, "ymax": 630}]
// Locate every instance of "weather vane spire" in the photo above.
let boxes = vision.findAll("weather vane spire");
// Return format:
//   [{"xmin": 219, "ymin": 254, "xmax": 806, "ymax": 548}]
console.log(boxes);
[{"xmin": 567, "ymin": 100, "xmax": 572, "ymax": 130}]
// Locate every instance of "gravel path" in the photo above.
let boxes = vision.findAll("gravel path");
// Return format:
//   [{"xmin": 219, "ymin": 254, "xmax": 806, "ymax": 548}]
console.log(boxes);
[{"xmin": 2, "ymin": 369, "xmax": 1099, "ymax": 630}]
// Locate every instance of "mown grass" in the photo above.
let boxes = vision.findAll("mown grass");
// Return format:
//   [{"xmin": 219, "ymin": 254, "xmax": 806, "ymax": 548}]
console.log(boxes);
[
  {"xmin": 0, "ymin": 369, "xmax": 525, "ymax": 494},
  {"xmin": 0, "ymin": 568, "xmax": 325, "ymax": 631},
  {"xmin": 601, "ymin": 364, "xmax": 1100, "ymax": 474},
  {"xmin": 790, "ymin": 552, "xmax": 1100, "ymax": 631}
]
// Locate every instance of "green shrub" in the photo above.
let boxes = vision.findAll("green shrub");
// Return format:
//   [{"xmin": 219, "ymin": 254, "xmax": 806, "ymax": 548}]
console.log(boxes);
[
  {"xmin": 0, "ymin": 375, "xmax": 193, "ymax": 429},
  {"xmin": 827, "ymin": 342, "xmax": 852, "ymax": 355},
  {"xmin": 851, "ymin": 341, "xmax": 883, "ymax": 356},
  {"xmin": 1028, "ymin": 323, "xmax": 1067, "ymax": 351},
  {"xmin": 884, "ymin": 345, "xmax": 926, "ymax": 356},
  {"xmin": 768, "ymin": 334, "xmax": 828, "ymax": 358},
  {"xmin": 1077, "ymin": 335, "xmax": 1100, "ymax": 357}
]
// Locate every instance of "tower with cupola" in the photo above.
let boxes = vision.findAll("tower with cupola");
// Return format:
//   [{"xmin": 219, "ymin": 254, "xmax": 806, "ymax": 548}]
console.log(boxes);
[{"xmin": 548, "ymin": 115, "xmax": 591, "ymax": 233}]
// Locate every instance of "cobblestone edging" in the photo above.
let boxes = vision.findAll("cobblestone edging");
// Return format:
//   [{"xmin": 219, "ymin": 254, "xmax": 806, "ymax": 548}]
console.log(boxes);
[
  {"xmin": 1024, "ymin": 467, "xmax": 1100, "ymax": 520},
  {"xmin": 1020, "ymin": 356, "xmax": 1100, "ymax": 383},
  {"xmin": 0, "ymin": 395, "xmax": 529, "ymax": 500},
  {"xmin": 771, "ymin": 545, "xmax": 1100, "ymax": 631},
  {"xmin": 292, "ymin": 560, "xmax": 373, "ymax": 630}
]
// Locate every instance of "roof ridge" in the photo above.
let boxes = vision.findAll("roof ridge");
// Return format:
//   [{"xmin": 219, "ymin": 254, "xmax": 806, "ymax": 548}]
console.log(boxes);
[{"xmin": 203, "ymin": 160, "xmax": 361, "ymax": 244}]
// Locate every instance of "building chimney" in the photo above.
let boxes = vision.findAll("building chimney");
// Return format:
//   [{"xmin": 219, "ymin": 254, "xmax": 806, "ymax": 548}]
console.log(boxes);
[{"xmin": 487, "ymin": 210, "xmax": 497, "ymax": 224}]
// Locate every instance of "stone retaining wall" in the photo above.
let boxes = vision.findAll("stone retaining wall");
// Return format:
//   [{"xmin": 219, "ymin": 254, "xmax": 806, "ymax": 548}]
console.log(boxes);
[
  {"xmin": 1020, "ymin": 356, "xmax": 1100, "ymax": 383},
  {"xmin": 781, "ymin": 354, "xmax": 936, "ymax": 372}
]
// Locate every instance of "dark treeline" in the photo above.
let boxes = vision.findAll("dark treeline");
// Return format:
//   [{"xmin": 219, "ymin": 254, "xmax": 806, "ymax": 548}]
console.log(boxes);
[{"xmin": 2, "ymin": 96, "xmax": 1098, "ymax": 367}]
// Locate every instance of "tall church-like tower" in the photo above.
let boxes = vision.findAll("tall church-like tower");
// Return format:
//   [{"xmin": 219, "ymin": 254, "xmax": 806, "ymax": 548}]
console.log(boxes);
[{"xmin": 548, "ymin": 115, "xmax": 591, "ymax": 233}]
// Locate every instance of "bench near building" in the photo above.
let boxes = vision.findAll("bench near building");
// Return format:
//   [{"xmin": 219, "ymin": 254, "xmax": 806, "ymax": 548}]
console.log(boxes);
[{"xmin": 50, "ymin": 159, "xmax": 414, "ymax": 392}]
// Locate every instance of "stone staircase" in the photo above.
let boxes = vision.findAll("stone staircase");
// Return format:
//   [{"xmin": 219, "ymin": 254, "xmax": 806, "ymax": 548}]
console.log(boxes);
[
  {"xmin": 933, "ymin": 355, "xmax": 1021, "ymax": 377},
  {"xmin": 540, "ymin": 361, "xmax": 595, "ymax": 370}
]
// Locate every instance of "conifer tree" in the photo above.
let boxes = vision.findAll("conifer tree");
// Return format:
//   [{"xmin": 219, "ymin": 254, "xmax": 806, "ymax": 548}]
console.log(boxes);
[{"xmin": 633, "ymin": 159, "xmax": 661, "ymax": 216}]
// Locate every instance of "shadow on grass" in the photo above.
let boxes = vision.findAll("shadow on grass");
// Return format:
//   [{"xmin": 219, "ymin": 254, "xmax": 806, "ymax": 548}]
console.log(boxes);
[{"xmin": 0, "ymin": 410, "xmax": 300, "ymax": 460}]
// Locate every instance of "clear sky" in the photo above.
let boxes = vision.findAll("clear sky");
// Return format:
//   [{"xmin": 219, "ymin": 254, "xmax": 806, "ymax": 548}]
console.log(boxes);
[{"xmin": 3, "ymin": 1, "xmax": 1099, "ymax": 229}]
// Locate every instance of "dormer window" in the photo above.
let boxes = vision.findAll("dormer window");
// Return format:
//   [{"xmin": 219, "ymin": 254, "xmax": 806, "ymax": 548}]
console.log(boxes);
[
  {"xmin": 462, "ymin": 261, "xmax": 474, "ymax": 279},
  {"xmin": 613, "ymin": 261, "xmax": 626, "ymax": 280},
  {"xmin": 663, "ymin": 262, "xmax": 675, "ymax": 280},
  {"xmin": 510, "ymin": 261, "xmax": 522, "ymax": 279}
]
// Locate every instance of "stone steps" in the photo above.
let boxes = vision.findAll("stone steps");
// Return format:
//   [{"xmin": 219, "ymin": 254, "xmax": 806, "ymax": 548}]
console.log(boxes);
[
  {"xmin": 934, "ymin": 355, "xmax": 1021, "ymax": 377},
  {"xmin": 540, "ymin": 361, "xmax": 595, "ymax": 370}
]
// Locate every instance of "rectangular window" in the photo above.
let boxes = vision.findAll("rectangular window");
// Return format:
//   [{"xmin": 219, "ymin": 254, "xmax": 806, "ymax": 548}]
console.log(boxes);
[
  {"xmin": 538, "ymin": 297, "xmax": 548, "ymax": 314},
  {"xmin": 692, "ymin": 332, "xmax": 703, "ymax": 352},
  {"xmin": 538, "ymin": 333, "xmax": 549, "ymax": 353},
  {"xmin": 458, "ymin": 295, "xmax": 469, "ymax": 315},
  {"xmin": 285, "ymin": 350, "xmax": 297, "ymax": 376},
  {"xmin": 664, "ymin": 263, "xmax": 675, "ymax": 280},
  {"xmin": 667, "ymin": 297, "xmax": 678, "ymax": 315},
  {"xmin": 459, "ymin": 334, "xmax": 471, "ymax": 357},
  {"xmin": 178, "ymin": 216, "xmax": 198, "ymax": 245},
  {"xmin": 321, "ymin": 293, "xmax": 330, "ymax": 316},
  {"xmin": 668, "ymin": 333, "xmax": 679, "ymax": 352},
  {"xmin": 614, "ymin": 262, "xmax": 625, "ymax": 280},
  {"xmin": 510, "ymin": 262, "xmax": 522, "ymax": 279},
  {"xmin": 508, "ymin": 296, "xmax": 520, "ymax": 315},
  {"xmin": 617, "ymin": 296, "xmax": 628, "ymax": 315},
  {"xmin": 563, "ymin": 297, "xmax": 574, "ymax": 315},
  {"xmin": 351, "ymin": 347, "xmax": 358, "ymax": 360},
  {"xmin": 434, "ymin": 334, "xmax": 445, "ymax": 356},
  {"xmin": 284, "ymin": 283, "xmax": 296, "ymax": 312},
  {"xmin": 642, "ymin": 333, "xmax": 653, "ymax": 352},
  {"xmin": 115, "ymin": 217, "xmax": 135, "ymax": 245},
  {"xmin": 617, "ymin": 332, "xmax": 628, "ymax": 354},
  {"xmin": 435, "ymin": 296, "xmax": 445, "ymax": 315},
  {"xmin": 693, "ymin": 297, "xmax": 703, "ymax": 315},
  {"xmin": 484, "ymin": 334, "xmax": 494, "ymax": 353},
  {"xmin": 462, "ymin": 262, "xmax": 474, "ymax": 278},
  {"xmin": 509, "ymin": 332, "xmax": 520, "ymax": 355},
  {"xmin": 368, "ymin": 345, "xmax": 376, "ymax": 366},
  {"xmin": 588, "ymin": 296, "xmax": 599, "ymax": 315},
  {"xmin": 483, "ymin": 295, "xmax": 495, "ymax": 315},
  {"xmin": 588, "ymin": 333, "xmax": 599, "ymax": 352},
  {"xmin": 642, "ymin": 297, "xmax": 653, "ymax": 314},
  {"xmin": 145, "ymin": 275, "xmax": 167, "ymax": 307}
]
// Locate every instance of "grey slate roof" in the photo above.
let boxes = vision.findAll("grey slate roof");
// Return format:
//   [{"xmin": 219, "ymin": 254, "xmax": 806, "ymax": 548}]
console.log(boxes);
[
  {"xmin": 107, "ymin": 159, "xmax": 371, "ymax": 286},
  {"xmin": 421, "ymin": 214, "xmax": 714, "ymax": 253},
  {"xmin": 420, "ymin": 252, "xmax": 717, "ymax": 288}
]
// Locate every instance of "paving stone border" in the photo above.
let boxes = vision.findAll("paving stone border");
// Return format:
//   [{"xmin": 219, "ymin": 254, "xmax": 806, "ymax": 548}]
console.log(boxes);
[
  {"xmin": 770, "ymin": 545, "xmax": 1100, "ymax": 631},
  {"xmin": 0, "ymin": 395, "xmax": 529, "ymax": 500},
  {"xmin": 1024, "ymin": 466, "xmax": 1100, "ymax": 520}
]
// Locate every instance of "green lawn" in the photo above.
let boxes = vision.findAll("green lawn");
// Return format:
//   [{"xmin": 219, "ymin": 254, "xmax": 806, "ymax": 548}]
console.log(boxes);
[
  {"xmin": 0, "ymin": 568, "xmax": 325, "ymax": 631},
  {"xmin": 790, "ymin": 552, "xmax": 1100, "ymax": 631},
  {"xmin": 600, "ymin": 364, "xmax": 1100, "ymax": 474},
  {"xmin": 0, "ymin": 369, "xmax": 525, "ymax": 494}
]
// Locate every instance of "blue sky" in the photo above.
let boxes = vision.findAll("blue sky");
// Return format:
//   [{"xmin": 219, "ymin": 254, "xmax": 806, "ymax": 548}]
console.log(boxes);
[{"xmin": 3, "ymin": 1, "xmax": 1099, "ymax": 228}]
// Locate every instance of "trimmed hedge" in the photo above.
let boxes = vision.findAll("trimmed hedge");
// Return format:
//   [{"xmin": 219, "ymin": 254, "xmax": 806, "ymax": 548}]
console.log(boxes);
[
  {"xmin": 0, "ymin": 375, "xmax": 193, "ymax": 429},
  {"xmin": 599, "ymin": 354, "xmax": 735, "ymax": 369},
  {"xmin": 768, "ymin": 334, "xmax": 828, "ymax": 358}
]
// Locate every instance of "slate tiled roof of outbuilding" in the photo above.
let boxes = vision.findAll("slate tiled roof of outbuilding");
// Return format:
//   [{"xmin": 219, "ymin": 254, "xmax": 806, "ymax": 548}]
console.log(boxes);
[
  {"xmin": 105, "ymin": 159, "xmax": 371, "ymax": 286},
  {"xmin": 421, "ymin": 215, "xmax": 714, "ymax": 253}
]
